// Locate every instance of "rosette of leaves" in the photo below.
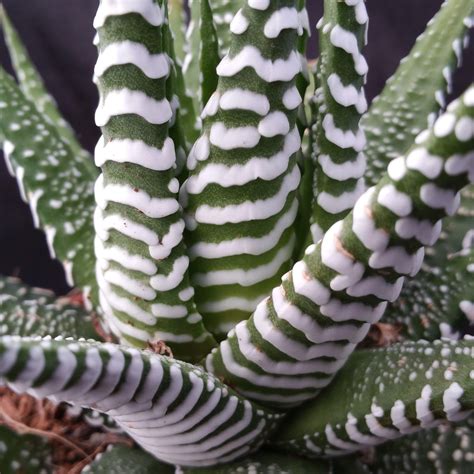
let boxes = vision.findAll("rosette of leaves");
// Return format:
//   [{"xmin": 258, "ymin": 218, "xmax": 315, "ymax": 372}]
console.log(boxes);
[{"xmin": 0, "ymin": 0, "xmax": 473, "ymax": 472}]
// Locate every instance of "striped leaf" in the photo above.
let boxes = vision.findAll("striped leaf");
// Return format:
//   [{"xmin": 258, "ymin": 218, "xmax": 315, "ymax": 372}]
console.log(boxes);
[
  {"xmin": 271, "ymin": 338, "xmax": 474, "ymax": 457},
  {"xmin": 0, "ymin": 336, "xmax": 281, "ymax": 468},
  {"xmin": 168, "ymin": 0, "xmax": 187, "ymax": 63},
  {"xmin": 0, "ymin": 276, "xmax": 99, "ymax": 340},
  {"xmin": 93, "ymin": 0, "xmax": 215, "ymax": 359},
  {"xmin": 182, "ymin": 0, "xmax": 302, "ymax": 338},
  {"xmin": 206, "ymin": 87, "xmax": 474, "ymax": 409},
  {"xmin": 0, "ymin": 68, "xmax": 98, "ymax": 306},
  {"xmin": 208, "ymin": 1, "xmax": 242, "ymax": 56},
  {"xmin": 310, "ymin": 0, "xmax": 368, "ymax": 242},
  {"xmin": 362, "ymin": 0, "xmax": 473, "ymax": 186},
  {"xmin": 0, "ymin": 6, "xmax": 96, "ymax": 176}
]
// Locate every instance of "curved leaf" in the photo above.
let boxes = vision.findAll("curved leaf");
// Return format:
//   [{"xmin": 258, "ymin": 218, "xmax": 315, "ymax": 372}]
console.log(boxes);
[
  {"xmin": 363, "ymin": 0, "xmax": 473, "ymax": 185},
  {"xmin": 0, "ymin": 6, "xmax": 96, "ymax": 177},
  {"xmin": 0, "ymin": 276, "xmax": 99, "ymax": 340},
  {"xmin": 272, "ymin": 338, "xmax": 474, "ymax": 457},
  {"xmin": 0, "ymin": 336, "xmax": 281, "ymax": 468},
  {"xmin": 206, "ymin": 87, "xmax": 474, "ymax": 409},
  {"xmin": 0, "ymin": 68, "xmax": 98, "ymax": 305}
]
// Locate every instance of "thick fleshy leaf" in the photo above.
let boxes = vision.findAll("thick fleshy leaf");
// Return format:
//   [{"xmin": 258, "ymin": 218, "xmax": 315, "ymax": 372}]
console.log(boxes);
[
  {"xmin": 208, "ymin": 1, "xmax": 241, "ymax": 56},
  {"xmin": 0, "ymin": 68, "xmax": 98, "ymax": 305},
  {"xmin": 93, "ymin": 0, "xmax": 216, "ymax": 359},
  {"xmin": 362, "ymin": 0, "xmax": 474, "ymax": 186},
  {"xmin": 367, "ymin": 415, "xmax": 474, "ymax": 473},
  {"xmin": 182, "ymin": 0, "xmax": 302, "ymax": 338},
  {"xmin": 0, "ymin": 276, "xmax": 99, "ymax": 340},
  {"xmin": 168, "ymin": 0, "xmax": 187, "ymax": 63},
  {"xmin": 86, "ymin": 446, "xmax": 331, "ymax": 473},
  {"xmin": 309, "ymin": 0, "xmax": 368, "ymax": 242},
  {"xmin": 0, "ymin": 6, "xmax": 96, "ymax": 176},
  {"xmin": 200, "ymin": 0, "xmax": 220, "ymax": 106},
  {"xmin": 271, "ymin": 338, "xmax": 474, "ymax": 457},
  {"xmin": 0, "ymin": 425, "xmax": 52, "ymax": 474},
  {"xmin": 206, "ymin": 88, "xmax": 474, "ymax": 409},
  {"xmin": 0, "ymin": 336, "xmax": 281, "ymax": 468}
]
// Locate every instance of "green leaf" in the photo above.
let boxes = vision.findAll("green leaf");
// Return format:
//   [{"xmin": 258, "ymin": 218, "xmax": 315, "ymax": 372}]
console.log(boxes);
[
  {"xmin": 208, "ymin": 1, "xmax": 241, "ymax": 56},
  {"xmin": 368, "ymin": 416, "xmax": 474, "ymax": 473},
  {"xmin": 84, "ymin": 445, "xmax": 174, "ymax": 473},
  {"xmin": 85, "ymin": 447, "xmax": 331, "ymax": 474},
  {"xmin": 0, "ymin": 336, "xmax": 281, "ymax": 468},
  {"xmin": 168, "ymin": 0, "xmax": 187, "ymax": 64},
  {"xmin": 0, "ymin": 68, "xmax": 98, "ymax": 306},
  {"xmin": 205, "ymin": 88, "xmax": 474, "ymax": 409},
  {"xmin": 271, "ymin": 338, "xmax": 474, "ymax": 457},
  {"xmin": 309, "ymin": 0, "xmax": 369, "ymax": 241},
  {"xmin": 362, "ymin": 0, "xmax": 474, "ymax": 186},
  {"xmin": 0, "ymin": 276, "xmax": 99, "ymax": 340},
  {"xmin": 0, "ymin": 6, "xmax": 96, "ymax": 177},
  {"xmin": 0, "ymin": 425, "xmax": 52, "ymax": 474},
  {"xmin": 200, "ymin": 0, "xmax": 220, "ymax": 106}
]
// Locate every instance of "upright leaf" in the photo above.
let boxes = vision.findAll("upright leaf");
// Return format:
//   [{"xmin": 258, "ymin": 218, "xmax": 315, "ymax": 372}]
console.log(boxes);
[
  {"xmin": 0, "ymin": 68, "xmax": 97, "ymax": 305},
  {"xmin": 0, "ymin": 6, "xmax": 96, "ymax": 176},
  {"xmin": 168, "ymin": 0, "xmax": 187, "ymax": 63},
  {"xmin": 0, "ymin": 336, "xmax": 281, "ymax": 467},
  {"xmin": 363, "ymin": 0, "xmax": 473, "ymax": 186},
  {"xmin": 182, "ymin": 0, "xmax": 303, "ymax": 338},
  {"xmin": 93, "ymin": 0, "xmax": 215, "ymax": 359},
  {"xmin": 272, "ymin": 339, "xmax": 474, "ymax": 457},
  {"xmin": 309, "ymin": 0, "xmax": 369, "ymax": 242},
  {"xmin": 206, "ymin": 88, "xmax": 474, "ymax": 409},
  {"xmin": 200, "ymin": 0, "xmax": 220, "ymax": 106}
]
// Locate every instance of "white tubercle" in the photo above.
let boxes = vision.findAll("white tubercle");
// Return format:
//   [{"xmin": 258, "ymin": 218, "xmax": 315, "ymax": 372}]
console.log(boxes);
[
  {"xmin": 264, "ymin": 7, "xmax": 299, "ymax": 39},
  {"xmin": 201, "ymin": 92, "xmax": 220, "ymax": 119},
  {"xmin": 230, "ymin": 10, "xmax": 249, "ymax": 35},
  {"xmin": 99, "ymin": 182, "xmax": 179, "ymax": 218},
  {"xmin": 194, "ymin": 165, "xmax": 300, "ymax": 224},
  {"xmin": 327, "ymin": 73, "xmax": 367, "ymax": 113},
  {"xmin": 387, "ymin": 157, "xmax": 407, "ymax": 181},
  {"xmin": 329, "ymin": 25, "xmax": 368, "ymax": 76},
  {"xmin": 322, "ymin": 114, "xmax": 366, "ymax": 151},
  {"xmin": 420, "ymin": 183, "xmax": 459, "ymax": 215},
  {"xmin": 433, "ymin": 113, "xmax": 456, "ymax": 138},
  {"xmin": 95, "ymin": 89, "xmax": 172, "ymax": 126},
  {"xmin": 190, "ymin": 199, "xmax": 297, "ymax": 259},
  {"xmin": 282, "ymin": 86, "xmax": 302, "ymax": 110},
  {"xmin": 317, "ymin": 178, "xmax": 365, "ymax": 214},
  {"xmin": 185, "ymin": 127, "xmax": 300, "ymax": 193},
  {"xmin": 209, "ymin": 123, "xmax": 260, "ymax": 150},
  {"xmin": 319, "ymin": 152, "xmax": 366, "ymax": 180},
  {"xmin": 95, "ymin": 41, "xmax": 170, "ymax": 79},
  {"xmin": 94, "ymin": 0, "xmax": 164, "ymax": 28},
  {"xmin": 258, "ymin": 111, "xmax": 290, "ymax": 137},
  {"xmin": 219, "ymin": 89, "xmax": 270, "ymax": 116},
  {"xmin": 95, "ymin": 136, "xmax": 176, "ymax": 171},
  {"xmin": 248, "ymin": 0, "xmax": 270, "ymax": 11},
  {"xmin": 217, "ymin": 46, "xmax": 301, "ymax": 83},
  {"xmin": 377, "ymin": 184, "xmax": 412, "ymax": 217},
  {"xmin": 406, "ymin": 148, "xmax": 443, "ymax": 179},
  {"xmin": 150, "ymin": 256, "xmax": 189, "ymax": 292}
]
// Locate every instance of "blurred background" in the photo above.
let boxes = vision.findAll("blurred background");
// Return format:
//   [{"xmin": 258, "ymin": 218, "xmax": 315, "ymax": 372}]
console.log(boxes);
[{"xmin": 0, "ymin": 0, "xmax": 473, "ymax": 293}]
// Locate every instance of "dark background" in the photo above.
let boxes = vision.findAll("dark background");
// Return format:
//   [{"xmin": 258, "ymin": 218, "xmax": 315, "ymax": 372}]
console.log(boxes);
[{"xmin": 0, "ymin": 0, "xmax": 473, "ymax": 294}]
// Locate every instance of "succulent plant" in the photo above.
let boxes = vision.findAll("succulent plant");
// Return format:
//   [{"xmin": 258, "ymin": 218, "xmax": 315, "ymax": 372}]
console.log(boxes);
[{"xmin": 0, "ymin": 0, "xmax": 473, "ymax": 472}]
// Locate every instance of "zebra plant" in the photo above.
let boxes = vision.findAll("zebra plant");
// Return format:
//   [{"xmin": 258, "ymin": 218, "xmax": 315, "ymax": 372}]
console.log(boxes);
[{"xmin": 0, "ymin": 0, "xmax": 473, "ymax": 472}]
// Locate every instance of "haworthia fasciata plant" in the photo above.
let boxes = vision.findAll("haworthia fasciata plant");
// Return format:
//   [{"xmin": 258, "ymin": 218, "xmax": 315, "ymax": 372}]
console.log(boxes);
[
  {"xmin": 271, "ymin": 339, "xmax": 474, "ymax": 457},
  {"xmin": 0, "ymin": 6, "xmax": 96, "ymax": 177},
  {"xmin": 309, "ymin": 0, "xmax": 368, "ymax": 243},
  {"xmin": 0, "ymin": 336, "xmax": 281, "ymax": 467},
  {"xmin": 0, "ymin": 68, "xmax": 98, "ymax": 306},
  {"xmin": 168, "ymin": 0, "xmax": 187, "ymax": 64},
  {"xmin": 93, "ymin": 0, "xmax": 215, "ymax": 359},
  {"xmin": 206, "ymin": 87, "xmax": 474, "ymax": 409},
  {"xmin": 363, "ymin": 0, "xmax": 474, "ymax": 186},
  {"xmin": 182, "ymin": 0, "xmax": 303, "ymax": 338}
]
